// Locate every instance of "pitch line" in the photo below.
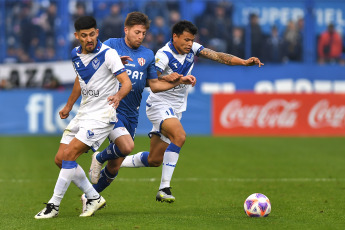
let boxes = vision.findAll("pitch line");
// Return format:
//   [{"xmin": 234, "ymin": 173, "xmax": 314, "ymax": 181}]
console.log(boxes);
[{"xmin": 0, "ymin": 178, "xmax": 344, "ymax": 183}]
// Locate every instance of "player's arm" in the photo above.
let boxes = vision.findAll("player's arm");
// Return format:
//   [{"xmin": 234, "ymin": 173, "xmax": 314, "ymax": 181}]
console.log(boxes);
[
  {"xmin": 59, "ymin": 76, "xmax": 81, "ymax": 119},
  {"xmin": 199, "ymin": 48, "xmax": 264, "ymax": 67},
  {"xmin": 157, "ymin": 72, "xmax": 182, "ymax": 83},
  {"xmin": 148, "ymin": 72, "xmax": 196, "ymax": 93},
  {"xmin": 108, "ymin": 71, "xmax": 132, "ymax": 109}
]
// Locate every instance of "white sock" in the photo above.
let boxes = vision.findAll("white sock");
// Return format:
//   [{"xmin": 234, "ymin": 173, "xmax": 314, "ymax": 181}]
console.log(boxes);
[
  {"xmin": 159, "ymin": 145, "xmax": 180, "ymax": 190},
  {"xmin": 121, "ymin": 152, "xmax": 146, "ymax": 168},
  {"xmin": 48, "ymin": 167, "xmax": 76, "ymax": 206},
  {"xmin": 72, "ymin": 165, "xmax": 99, "ymax": 199}
]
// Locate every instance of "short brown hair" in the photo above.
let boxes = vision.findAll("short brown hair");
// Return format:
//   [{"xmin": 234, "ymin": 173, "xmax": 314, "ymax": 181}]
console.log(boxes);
[{"xmin": 124, "ymin": 12, "xmax": 151, "ymax": 29}]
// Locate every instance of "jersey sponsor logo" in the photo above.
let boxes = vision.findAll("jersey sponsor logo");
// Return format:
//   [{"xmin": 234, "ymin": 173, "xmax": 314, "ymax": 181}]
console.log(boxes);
[
  {"xmin": 138, "ymin": 57, "xmax": 146, "ymax": 66},
  {"xmin": 92, "ymin": 58, "xmax": 100, "ymax": 70},
  {"xmin": 186, "ymin": 53, "xmax": 194, "ymax": 63},
  {"xmin": 87, "ymin": 130, "xmax": 94, "ymax": 139},
  {"xmin": 126, "ymin": 69, "xmax": 144, "ymax": 80},
  {"xmin": 81, "ymin": 88, "xmax": 100, "ymax": 97},
  {"xmin": 155, "ymin": 58, "xmax": 160, "ymax": 63},
  {"xmin": 173, "ymin": 84, "xmax": 187, "ymax": 90}
]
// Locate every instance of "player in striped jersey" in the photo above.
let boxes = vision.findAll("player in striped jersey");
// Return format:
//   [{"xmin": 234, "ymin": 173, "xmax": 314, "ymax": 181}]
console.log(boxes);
[
  {"xmin": 121, "ymin": 20, "xmax": 263, "ymax": 203},
  {"xmin": 35, "ymin": 16, "xmax": 132, "ymax": 219},
  {"xmin": 84, "ymin": 12, "xmax": 196, "ymax": 207}
]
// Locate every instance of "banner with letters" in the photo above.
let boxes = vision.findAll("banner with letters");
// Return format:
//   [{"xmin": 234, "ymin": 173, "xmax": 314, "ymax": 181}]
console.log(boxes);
[
  {"xmin": 0, "ymin": 89, "xmax": 210, "ymax": 136},
  {"xmin": 212, "ymin": 93, "xmax": 345, "ymax": 136}
]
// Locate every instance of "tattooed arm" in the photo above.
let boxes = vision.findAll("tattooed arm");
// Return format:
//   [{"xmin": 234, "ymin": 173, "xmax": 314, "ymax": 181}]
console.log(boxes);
[{"xmin": 199, "ymin": 48, "xmax": 264, "ymax": 67}]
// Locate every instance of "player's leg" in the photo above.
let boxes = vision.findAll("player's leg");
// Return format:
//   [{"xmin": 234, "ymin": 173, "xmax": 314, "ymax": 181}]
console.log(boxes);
[
  {"xmin": 91, "ymin": 134, "xmax": 133, "ymax": 192},
  {"xmin": 54, "ymin": 117, "xmax": 80, "ymax": 169},
  {"xmin": 156, "ymin": 117, "xmax": 185, "ymax": 203},
  {"xmin": 36, "ymin": 119, "xmax": 110, "ymax": 218},
  {"xmin": 89, "ymin": 121, "xmax": 133, "ymax": 184},
  {"xmin": 54, "ymin": 144, "xmax": 67, "ymax": 169},
  {"xmin": 36, "ymin": 138, "xmax": 92, "ymax": 219}
]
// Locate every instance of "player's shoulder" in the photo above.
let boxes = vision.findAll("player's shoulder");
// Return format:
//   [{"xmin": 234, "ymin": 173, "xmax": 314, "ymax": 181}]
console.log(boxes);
[
  {"xmin": 156, "ymin": 42, "xmax": 170, "ymax": 56},
  {"xmin": 71, "ymin": 46, "xmax": 81, "ymax": 60},
  {"xmin": 103, "ymin": 38, "xmax": 121, "ymax": 48},
  {"xmin": 137, "ymin": 45, "xmax": 155, "ymax": 58}
]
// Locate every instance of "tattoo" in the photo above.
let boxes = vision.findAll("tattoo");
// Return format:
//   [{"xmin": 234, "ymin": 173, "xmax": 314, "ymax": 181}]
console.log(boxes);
[{"xmin": 200, "ymin": 48, "xmax": 234, "ymax": 65}]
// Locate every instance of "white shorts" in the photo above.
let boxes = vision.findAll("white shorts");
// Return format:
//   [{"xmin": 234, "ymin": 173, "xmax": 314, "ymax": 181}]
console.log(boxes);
[
  {"xmin": 146, "ymin": 100, "xmax": 182, "ymax": 144},
  {"xmin": 60, "ymin": 117, "xmax": 113, "ymax": 152},
  {"xmin": 108, "ymin": 126, "xmax": 130, "ymax": 143}
]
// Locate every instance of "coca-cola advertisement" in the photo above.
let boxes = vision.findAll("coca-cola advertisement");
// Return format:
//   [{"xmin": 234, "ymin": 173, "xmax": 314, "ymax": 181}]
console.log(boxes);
[{"xmin": 213, "ymin": 93, "xmax": 345, "ymax": 136}]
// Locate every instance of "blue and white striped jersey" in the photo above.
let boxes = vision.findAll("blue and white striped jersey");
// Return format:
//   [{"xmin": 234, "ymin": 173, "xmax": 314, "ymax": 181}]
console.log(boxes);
[
  {"xmin": 149, "ymin": 40, "xmax": 204, "ymax": 113},
  {"xmin": 71, "ymin": 39, "xmax": 125, "ymax": 123}
]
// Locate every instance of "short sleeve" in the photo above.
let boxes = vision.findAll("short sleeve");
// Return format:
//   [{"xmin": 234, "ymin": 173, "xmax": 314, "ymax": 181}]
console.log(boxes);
[
  {"xmin": 105, "ymin": 48, "xmax": 125, "ymax": 76},
  {"xmin": 192, "ymin": 42, "xmax": 205, "ymax": 56}
]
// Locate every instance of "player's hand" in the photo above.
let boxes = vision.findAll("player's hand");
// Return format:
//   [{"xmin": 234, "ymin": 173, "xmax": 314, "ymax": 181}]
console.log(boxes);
[
  {"xmin": 245, "ymin": 57, "xmax": 264, "ymax": 67},
  {"xmin": 59, "ymin": 106, "xmax": 72, "ymax": 119},
  {"xmin": 120, "ymin": 56, "xmax": 133, "ymax": 65},
  {"xmin": 181, "ymin": 75, "xmax": 197, "ymax": 87},
  {"xmin": 163, "ymin": 72, "xmax": 183, "ymax": 82},
  {"xmin": 108, "ymin": 94, "xmax": 121, "ymax": 109}
]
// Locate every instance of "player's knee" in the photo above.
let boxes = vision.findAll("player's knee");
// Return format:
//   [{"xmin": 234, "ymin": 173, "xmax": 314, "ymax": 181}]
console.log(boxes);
[
  {"xmin": 119, "ymin": 142, "xmax": 134, "ymax": 156},
  {"xmin": 147, "ymin": 156, "xmax": 163, "ymax": 167},
  {"xmin": 171, "ymin": 131, "xmax": 186, "ymax": 147},
  {"xmin": 54, "ymin": 155, "xmax": 62, "ymax": 168}
]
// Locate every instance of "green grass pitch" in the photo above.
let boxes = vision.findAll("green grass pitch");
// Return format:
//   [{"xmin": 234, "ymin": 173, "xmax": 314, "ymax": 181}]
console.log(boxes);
[{"xmin": 0, "ymin": 136, "xmax": 344, "ymax": 229}]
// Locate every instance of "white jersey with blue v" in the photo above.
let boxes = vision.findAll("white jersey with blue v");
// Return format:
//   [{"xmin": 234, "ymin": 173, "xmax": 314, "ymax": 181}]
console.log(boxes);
[
  {"xmin": 71, "ymin": 39, "xmax": 125, "ymax": 123},
  {"xmin": 149, "ymin": 40, "xmax": 204, "ymax": 113},
  {"xmin": 103, "ymin": 38, "xmax": 157, "ymax": 123}
]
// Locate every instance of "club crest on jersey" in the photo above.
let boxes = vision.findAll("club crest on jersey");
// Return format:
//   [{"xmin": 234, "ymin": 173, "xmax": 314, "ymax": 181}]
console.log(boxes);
[
  {"xmin": 92, "ymin": 58, "xmax": 100, "ymax": 70},
  {"xmin": 86, "ymin": 130, "xmax": 94, "ymax": 139},
  {"xmin": 138, "ymin": 57, "xmax": 146, "ymax": 66},
  {"xmin": 186, "ymin": 53, "xmax": 194, "ymax": 63}
]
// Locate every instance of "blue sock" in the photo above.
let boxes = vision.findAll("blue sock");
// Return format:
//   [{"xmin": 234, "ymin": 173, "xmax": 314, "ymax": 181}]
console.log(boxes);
[
  {"xmin": 96, "ymin": 143, "xmax": 125, "ymax": 163},
  {"xmin": 93, "ymin": 166, "xmax": 118, "ymax": 193},
  {"xmin": 140, "ymin": 151, "xmax": 150, "ymax": 167}
]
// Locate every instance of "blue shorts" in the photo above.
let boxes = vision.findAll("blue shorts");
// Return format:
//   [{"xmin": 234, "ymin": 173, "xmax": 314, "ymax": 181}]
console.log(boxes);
[{"xmin": 111, "ymin": 113, "xmax": 137, "ymax": 140}]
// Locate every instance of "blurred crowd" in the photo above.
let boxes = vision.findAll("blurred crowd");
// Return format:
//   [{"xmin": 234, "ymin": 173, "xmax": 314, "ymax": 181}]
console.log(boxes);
[{"xmin": 2, "ymin": 0, "xmax": 345, "ymax": 65}]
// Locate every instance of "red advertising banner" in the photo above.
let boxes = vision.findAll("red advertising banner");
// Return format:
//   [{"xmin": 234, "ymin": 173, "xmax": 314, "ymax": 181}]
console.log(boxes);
[{"xmin": 212, "ymin": 93, "xmax": 345, "ymax": 136}]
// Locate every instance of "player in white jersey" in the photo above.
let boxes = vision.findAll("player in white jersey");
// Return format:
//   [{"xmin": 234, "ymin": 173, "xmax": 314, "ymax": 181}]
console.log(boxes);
[
  {"xmin": 121, "ymin": 20, "xmax": 263, "ymax": 203},
  {"xmin": 35, "ymin": 16, "xmax": 131, "ymax": 219}
]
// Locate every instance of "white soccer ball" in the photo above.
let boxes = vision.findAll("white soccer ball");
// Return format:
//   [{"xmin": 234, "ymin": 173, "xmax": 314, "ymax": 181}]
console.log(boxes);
[{"xmin": 244, "ymin": 193, "xmax": 271, "ymax": 217}]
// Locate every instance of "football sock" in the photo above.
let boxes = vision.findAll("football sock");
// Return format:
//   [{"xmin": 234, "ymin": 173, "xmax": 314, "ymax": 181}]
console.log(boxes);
[
  {"xmin": 159, "ymin": 143, "xmax": 180, "ymax": 190},
  {"xmin": 121, "ymin": 151, "xmax": 149, "ymax": 167},
  {"xmin": 97, "ymin": 143, "xmax": 125, "ymax": 164},
  {"xmin": 48, "ymin": 160, "xmax": 77, "ymax": 206},
  {"xmin": 93, "ymin": 166, "xmax": 118, "ymax": 193},
  {"xmin": 72, "ymin": 164, "xmax": 99, "ymax": 199}
]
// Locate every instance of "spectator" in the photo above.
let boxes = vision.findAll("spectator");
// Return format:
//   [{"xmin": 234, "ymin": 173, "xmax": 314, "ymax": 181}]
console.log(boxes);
[
  {"xmin": 229, "ymin": 27, "xmax": 245, "ymax": 58},
  {"xmin": 207, "ymin": 4, "xmax": 232, "ymax": 53},
  {"xmin": 318, "ymin": 23, "xmax": 343, "ymax": 64},
  {"xmin": 142, "ymin": 0, "xmax": 169, "ymax": 23},
  {"xmin": 249, "ymin": 13, "xmax": 263, "ymax": 58},
  {"xmin": 283, "ymin": 20, "xmax": 302, "ymax": 61},
  {"xmin": 151, "ymin": 16, "xmax": 170, "ymax": 43},
  {"xmin": 169, "ymin": 10, "xmax": 181, "ymax": 28},
  {"xmin": 38, "ymin": 2, "xmax": 57, "ymax": 49},
  {"xmin": 264, "ymin": 26, "xmax": 284, "ymax": 63},
  {"xmin": 19, "ymin": 3, "xmax": 40, "ymax": 56},
  {"xmin": 100, "ymin": 3, "xmax": 123, "ymax": 41}
]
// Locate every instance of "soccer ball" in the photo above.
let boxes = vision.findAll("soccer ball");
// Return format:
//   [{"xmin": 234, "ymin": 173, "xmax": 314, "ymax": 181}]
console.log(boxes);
[{"xmin": 244, "ymin": 193, "xmax": 271, "ymax": 217}]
